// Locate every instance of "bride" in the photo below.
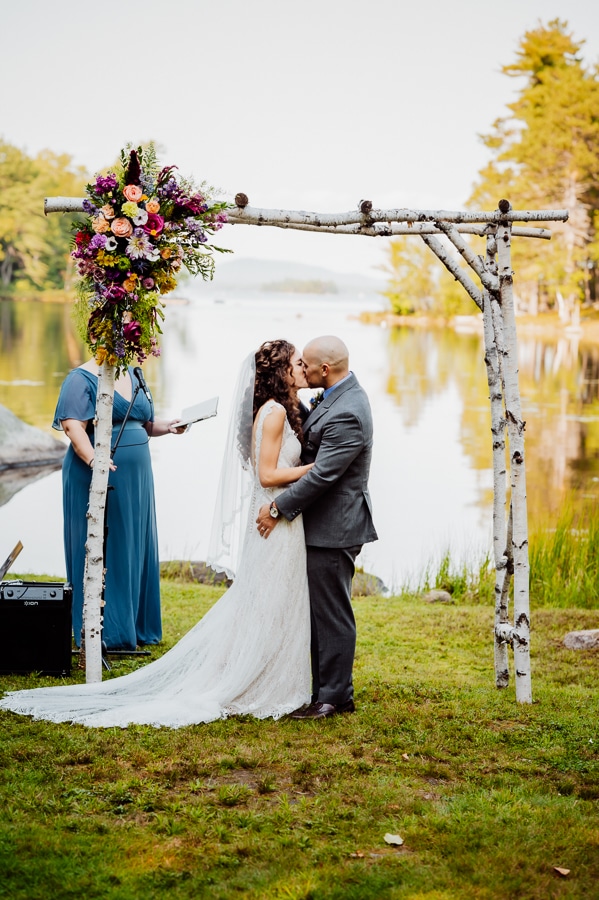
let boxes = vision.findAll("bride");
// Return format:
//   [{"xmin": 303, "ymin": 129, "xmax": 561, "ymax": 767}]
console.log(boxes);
[{"xmin": 0, "ymin": 340, "xmax": 313, "ymax": 728}]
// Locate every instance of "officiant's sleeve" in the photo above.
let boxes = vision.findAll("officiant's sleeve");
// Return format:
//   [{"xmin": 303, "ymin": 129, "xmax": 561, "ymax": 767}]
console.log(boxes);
[
  {"xmin": 276, "ymin": 408, "xmax": 366, "ymax": 521},
  {"xmin": 52, "ymin": 370, "xmax": 96, "ymax": 430}
]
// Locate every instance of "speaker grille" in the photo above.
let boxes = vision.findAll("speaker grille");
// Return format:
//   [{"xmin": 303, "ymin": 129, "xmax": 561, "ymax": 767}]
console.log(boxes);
[{"xmin": 0, "ymin": 582, "xmax": 73, "ymax": 676}]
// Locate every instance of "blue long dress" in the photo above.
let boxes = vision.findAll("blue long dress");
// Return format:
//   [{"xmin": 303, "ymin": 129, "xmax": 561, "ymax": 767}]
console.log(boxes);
[{"xmin": 53, "ymin": 367, "xmax": 162, "ymax": 650}]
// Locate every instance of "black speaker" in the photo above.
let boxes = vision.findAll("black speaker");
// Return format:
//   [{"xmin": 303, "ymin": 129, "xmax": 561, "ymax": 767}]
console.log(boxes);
[{"xmin": 0, "ymin": 582, "xmax": 73, "ymax": 676}]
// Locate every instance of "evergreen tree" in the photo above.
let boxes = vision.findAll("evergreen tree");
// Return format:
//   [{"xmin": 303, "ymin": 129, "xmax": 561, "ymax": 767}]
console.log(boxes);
[{"xmin": 470, "ymin": 19, "xmax": 599, "ymax": 314}]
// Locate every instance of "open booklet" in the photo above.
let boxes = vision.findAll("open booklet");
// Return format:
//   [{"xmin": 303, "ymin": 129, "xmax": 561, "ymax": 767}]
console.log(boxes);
[{"xmin": 174, "ymin": 396, "xmax": 219, "ymax": 428}]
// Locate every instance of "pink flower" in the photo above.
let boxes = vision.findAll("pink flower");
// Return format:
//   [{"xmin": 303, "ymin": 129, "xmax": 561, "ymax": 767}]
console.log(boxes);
[
  {"xmin": 123, "ymin": 320, "xmax": 142, "ymax": 342},
  {"xmin": 111, "ymin": 217, "xmax": 134, "ymax": 238},
  {"xmin": 123, "ymin": 184, "xmax": 143, "ymax": 202},
  {"xmin": 143, "ymin": 214, "xmax": 164, "ymax": 237},
  {"xmin": 142, "ymin": 277, "xmax": 155, "ymax": 289},
  {"xmin": 92, "ymin": 215, "xmax": 111, "ymax": 234}
]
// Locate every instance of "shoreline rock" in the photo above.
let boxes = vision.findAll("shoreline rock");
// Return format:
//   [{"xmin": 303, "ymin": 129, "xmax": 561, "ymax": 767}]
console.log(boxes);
[
  {"xmin": 0, "ymin": 404, "xmax": 66, "ymax": 506},
  {"xmin": 563, "ymin": 629, "xmax": 599, "ymax": 650},
  {"xmin": 160, "ymin": 560, "xmax": 387, "ymax": 597}
]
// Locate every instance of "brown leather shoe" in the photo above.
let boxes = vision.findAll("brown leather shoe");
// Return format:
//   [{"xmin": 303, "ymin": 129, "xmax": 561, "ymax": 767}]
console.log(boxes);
[{"xmin": 290, "ymin": 699, "xmax": 355, "ymax": 719}]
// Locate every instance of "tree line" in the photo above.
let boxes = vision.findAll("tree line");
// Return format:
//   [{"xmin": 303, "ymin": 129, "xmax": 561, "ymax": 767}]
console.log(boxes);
[
  {"xmin": 2, "ymin": 19, "xmax": 598, "ymax": 315},
  {"xmin": 380, "ymin": 19, "xmax": 599, "ymax": 319},
  {"xmin": 0, "ymin": 142, "xmax": 86, "ymax": 296}
]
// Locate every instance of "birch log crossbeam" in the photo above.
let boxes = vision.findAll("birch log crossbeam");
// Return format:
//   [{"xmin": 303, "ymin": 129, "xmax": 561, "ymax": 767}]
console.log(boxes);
[{"xmin": 45, "ymin": 198, "xmax": 566, "ymax": 239}]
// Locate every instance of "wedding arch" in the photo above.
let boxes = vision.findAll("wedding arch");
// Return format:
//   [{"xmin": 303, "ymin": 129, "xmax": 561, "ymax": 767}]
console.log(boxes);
[{"xmin": 46, "ymin": 192, "xmax": 568, "ymax": 703}]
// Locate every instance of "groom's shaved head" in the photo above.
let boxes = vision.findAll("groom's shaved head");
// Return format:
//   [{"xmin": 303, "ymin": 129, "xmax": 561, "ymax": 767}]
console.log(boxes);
[
  {"xmin": 304, "ymin": 336, "xmax": 349, "ymax": 374},
  {"xmin": 302, "ymin": 336, "xmax": 349, "ymax": 388}
]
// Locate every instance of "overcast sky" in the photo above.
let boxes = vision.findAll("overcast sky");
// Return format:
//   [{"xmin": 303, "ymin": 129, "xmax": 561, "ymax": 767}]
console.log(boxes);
[{"xmin": 2, "ymin": 0, "xmax": 599, "ymax": 278}]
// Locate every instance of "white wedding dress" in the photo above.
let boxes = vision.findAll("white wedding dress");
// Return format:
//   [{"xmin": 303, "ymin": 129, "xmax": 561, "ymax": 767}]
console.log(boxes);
[{"xmin": 0, "ymin": 402, "xmax": 311, "ymax": 728}]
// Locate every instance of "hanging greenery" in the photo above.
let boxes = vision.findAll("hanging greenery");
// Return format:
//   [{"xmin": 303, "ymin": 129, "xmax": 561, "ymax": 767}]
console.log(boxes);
[{"xmin": 71, "ymin": 145, "xmax": 229, "ymax": 371}]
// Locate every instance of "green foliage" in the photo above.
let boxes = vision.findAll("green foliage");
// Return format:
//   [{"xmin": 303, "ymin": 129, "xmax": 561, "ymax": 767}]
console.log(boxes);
[
  {"xmin": 529, "ymin": 500, "xmax": 599, "ymax": 608},
  {"xmin": 379, "ymin": 237, "xmax": 474, "ymax": 318},
  {"xmin": 0, "ymin": 140, "xmax": 87, "ymax": 294},
  {"xmin": 470, "ymin": 19, "xmax": 599, "ymax": 312},
  {"xmin": 407, "ymin": 499, "xmax": 599, "ymax": 610},
  {"xmin": 0, "ymin": 581, "xmax": 598, "ymax": 898}
]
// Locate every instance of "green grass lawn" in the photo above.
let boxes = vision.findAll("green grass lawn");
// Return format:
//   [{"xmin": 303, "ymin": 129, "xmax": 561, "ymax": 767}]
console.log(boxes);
[{"xmin": 0, "ymin": 582, "xmax": 597, "ymax": 899}]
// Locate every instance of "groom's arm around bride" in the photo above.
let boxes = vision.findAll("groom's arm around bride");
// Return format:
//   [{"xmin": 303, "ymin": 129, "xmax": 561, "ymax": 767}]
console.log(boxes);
[{"xmin": 256, "ymin": 335, "xmax": 377, "ymax": 719}]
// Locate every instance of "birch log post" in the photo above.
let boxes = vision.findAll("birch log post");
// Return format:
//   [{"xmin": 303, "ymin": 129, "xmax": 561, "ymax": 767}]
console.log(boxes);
[
  {"xmin": 82, "ymin": 363, "xmax": 115, "ymax": 683},
  {"xmin": 480, "ymin": 235, "xmax": 510, "ymax": 689},
  {"xmin": 495, "ymin": 207, "xmax": 532, "ymax": 704}
]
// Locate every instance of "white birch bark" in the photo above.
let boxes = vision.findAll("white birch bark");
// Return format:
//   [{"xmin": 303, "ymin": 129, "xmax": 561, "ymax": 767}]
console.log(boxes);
[
  {"xmin": 224, "ymin": 204, "xmax": 569, "ymax": 227},
  {"xmin": 432, "ymin": 221, "xmax": 499, "ymax": 293},
  {"xmin": 480, "ymin": 235, "xmax": 510, "ymax": 688},
  {"xmin": 82, "ymin": 363, "xmax": 115, "ymax": 683},
  {"xmin": 495, "ymin": 219, "xmax": 532, "ymax": 704},
  {"xmin": 44, "ymin": 197, "xmax": 566, "ymax": 234},
  {"xmin": 419, "ymin": 234, "xmax": 482, "ymax": 308}
]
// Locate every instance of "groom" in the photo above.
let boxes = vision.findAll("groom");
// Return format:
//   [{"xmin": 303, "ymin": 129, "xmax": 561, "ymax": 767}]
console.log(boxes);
[{"xmin": 256, "ymin": 335, "xmax": 377, "ymax": 719}]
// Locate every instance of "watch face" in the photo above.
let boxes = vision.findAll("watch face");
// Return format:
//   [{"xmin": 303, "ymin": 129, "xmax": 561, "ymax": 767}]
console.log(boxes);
[{"xmin": 270, "ymin": 505, "xmax": 279, "ymax": 518}]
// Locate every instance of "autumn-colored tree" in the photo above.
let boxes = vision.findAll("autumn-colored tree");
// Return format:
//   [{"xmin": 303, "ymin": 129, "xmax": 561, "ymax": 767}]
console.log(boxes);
[
  {"xmin": 470, "ymin": 19, "xmax": 599, "ymax": 316},
  {"xmin": 0, "ymin": 140, "xmax": 86, "ymax": 294},
  {"xmin": 379, "ymin": 236, "xmax": 473, "ymax": 317}
]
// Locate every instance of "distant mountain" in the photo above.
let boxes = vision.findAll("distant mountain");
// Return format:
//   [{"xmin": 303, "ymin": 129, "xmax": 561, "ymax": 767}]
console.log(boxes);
[{"xmin": 191, "ymin": 258, "xmax": 383, "ymax": 295}]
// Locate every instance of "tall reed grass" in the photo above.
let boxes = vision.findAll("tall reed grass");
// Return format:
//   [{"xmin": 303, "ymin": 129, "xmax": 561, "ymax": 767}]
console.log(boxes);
[{"xmin": 408, "ymin": 501, "xmax": 599, "ymax": 609}]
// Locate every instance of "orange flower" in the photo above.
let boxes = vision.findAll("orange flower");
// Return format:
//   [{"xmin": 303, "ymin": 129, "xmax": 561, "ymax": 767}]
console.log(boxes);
[
  {"xmin": 123, "ymin": 184, "xmax": 143, "ymax": 202},
  {"xmin": 92, "ymin": 215, "xmax": 111, "ymax": 234},
  {"xmin": 160, "ymin": 247, "xmax": 173, "ymax": 259},
  {"xmin": 146, "ymin": 198, "xmax": 161, "ymax": 214},
  {"xmin": 111, "ymin": 217, "xmax": 133, "ymax": 238},
  {"xmin": 123, "ymin": 278, "xmax": 137, "ymax": 292},
  {"xmin": 100, "ymin": 204, "xmax": 115, "ymax": 220}
]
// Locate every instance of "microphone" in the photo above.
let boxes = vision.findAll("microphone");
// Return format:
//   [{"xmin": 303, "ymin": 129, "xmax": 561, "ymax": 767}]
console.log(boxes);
[{"xmin": 133, "ymin": 367, "xmax": 152, "ymax": 403}]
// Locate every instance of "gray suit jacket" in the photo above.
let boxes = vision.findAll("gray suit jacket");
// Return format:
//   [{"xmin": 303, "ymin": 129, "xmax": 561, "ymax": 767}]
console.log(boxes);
[{"xmin": 275, "ymin": 373, "xmax": 378, "ymax": 548}]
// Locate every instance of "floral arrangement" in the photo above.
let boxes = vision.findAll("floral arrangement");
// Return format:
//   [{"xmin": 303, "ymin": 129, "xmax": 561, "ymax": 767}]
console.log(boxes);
[{"xmin": 72, "ymin": 145, "xmax": 228, "ymax": 370}]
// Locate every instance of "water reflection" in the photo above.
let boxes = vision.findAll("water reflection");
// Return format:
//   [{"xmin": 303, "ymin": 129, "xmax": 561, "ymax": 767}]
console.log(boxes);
[
  {"xmin": 383, "ymin": 323, "xmax": 599, "ymax": 525},
  {"xmin": 1, "ymin": 296, "xmax": 599, "ymax": 587}
]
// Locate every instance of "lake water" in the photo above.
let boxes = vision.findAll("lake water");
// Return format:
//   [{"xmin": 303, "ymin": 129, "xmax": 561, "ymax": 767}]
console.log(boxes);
[{"xmin": 2, "ymin": 290, "xmax": 599, "ymax": 591}]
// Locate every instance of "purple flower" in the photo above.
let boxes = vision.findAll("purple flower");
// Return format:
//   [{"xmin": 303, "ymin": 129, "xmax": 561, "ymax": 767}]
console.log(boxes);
[
  {"xmin": 104, "ymin": 285, "xmax": 127, "ymax": 304},
  {"xmin": 142, "ymin": 277, "xmax": 155, "ymax": 289},
  {"xmin": 82, "ymin": 199, "xmax": 99, "ymax": 215},
  {"xmin": 180, "ymin": 193, "xmax": 207, "ymax": 215},
  {"xmin": 89, "ymin": 234, "xmax": 107, "ymax": 250},
  {"xmin": 94, "ymin": 174, "xmax": 118, "ymax": 193},
  {"xmin": 157, "ymin": 177, "xmax": 182, "ymax": 201}
]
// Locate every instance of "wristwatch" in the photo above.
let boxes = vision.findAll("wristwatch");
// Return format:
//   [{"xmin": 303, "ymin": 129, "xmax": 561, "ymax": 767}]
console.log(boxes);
[{"xmin": 269, "ymin": 501, "xmax": 279, "ymax": 519}]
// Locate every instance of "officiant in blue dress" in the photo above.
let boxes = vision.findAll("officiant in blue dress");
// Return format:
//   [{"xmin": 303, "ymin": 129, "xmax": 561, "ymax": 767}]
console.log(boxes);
[{"xmin": 53, "ymin": 360, "xmax": 186, "ymax": 650}]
